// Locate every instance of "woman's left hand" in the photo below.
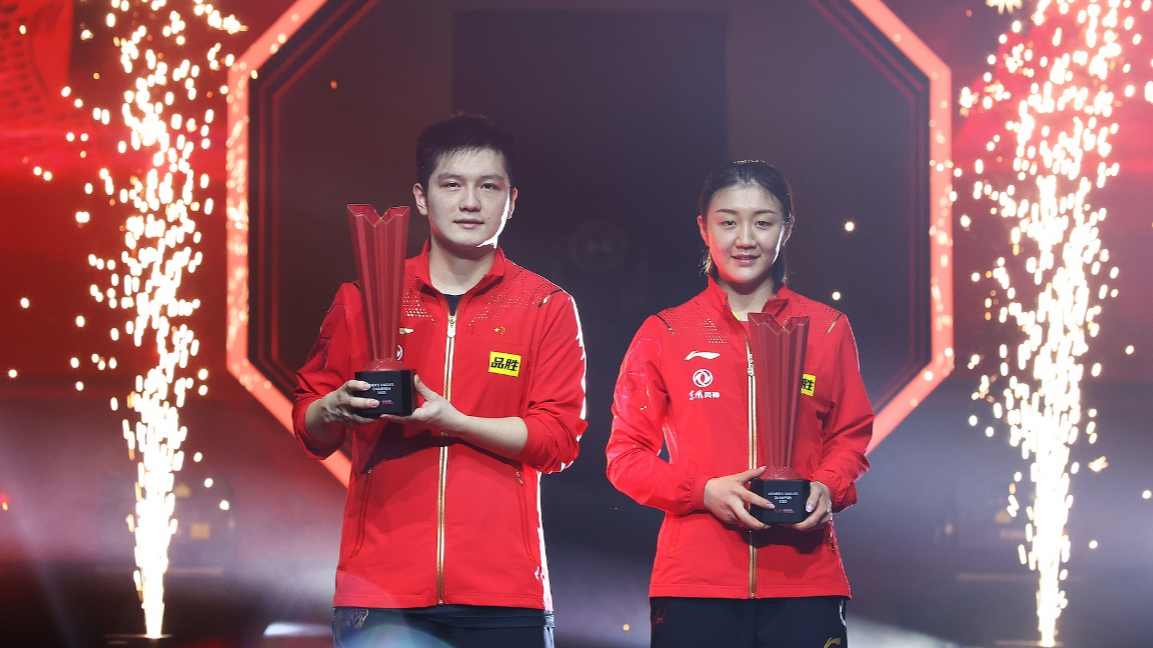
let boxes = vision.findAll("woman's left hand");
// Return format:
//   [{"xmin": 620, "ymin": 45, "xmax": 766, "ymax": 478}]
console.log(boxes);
[{"xmin": 782, "ymin": 480, "xmax": 833, "ymax": 532}]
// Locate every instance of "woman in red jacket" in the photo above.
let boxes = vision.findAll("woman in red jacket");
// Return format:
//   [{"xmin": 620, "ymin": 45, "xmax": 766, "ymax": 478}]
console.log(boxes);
[{"xmin": 606, "ymin": 160, "xmax": 873, "ymax": 648}]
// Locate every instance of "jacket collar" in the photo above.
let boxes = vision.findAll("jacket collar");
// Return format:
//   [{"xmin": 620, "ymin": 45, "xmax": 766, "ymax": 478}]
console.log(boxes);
[
  {"xmin": 411, "ymin": 240, "xmax": 508, "ymax": 296},
  {"xmin": 704, "ymin": 276, "xmax": 795, "ymax": 323}
]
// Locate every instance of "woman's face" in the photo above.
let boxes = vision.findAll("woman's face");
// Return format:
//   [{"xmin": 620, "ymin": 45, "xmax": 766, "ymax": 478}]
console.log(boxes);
[{"xmin": 698, "ymin": 183, "xmax": 791, "ymax": 292}]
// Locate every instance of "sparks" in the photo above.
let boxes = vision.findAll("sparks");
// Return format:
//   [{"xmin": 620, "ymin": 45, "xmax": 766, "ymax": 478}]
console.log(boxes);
[
  {"xmin": 961, "ymin": 1, "xmax": 1152, "ymax": 645},
  {"xmin": 49, "ymin": 0, "xmax": 244, "ymax": 638},
  {"xmin": 988, "ymin": 0, "xmax": 1026, "ymax": 15}
]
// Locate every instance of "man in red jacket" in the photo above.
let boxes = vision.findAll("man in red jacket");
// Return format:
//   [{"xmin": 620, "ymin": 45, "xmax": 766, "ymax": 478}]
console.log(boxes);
[{"xmin": 293, "ymin": 114, "xmax": 587, "ymax": 648}]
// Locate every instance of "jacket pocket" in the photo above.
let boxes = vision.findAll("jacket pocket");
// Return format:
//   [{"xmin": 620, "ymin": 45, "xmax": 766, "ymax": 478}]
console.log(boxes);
[
  {"xmin": 349, "ymin": 469, "xmax": 374, "ymax": 558},
  {"xmin": 657, "ymin": 515, "xmax": 683, "ymax": 555},
  {"xmin": 514, "ymin": 469, "xmax": 536, "ymax": 559}
]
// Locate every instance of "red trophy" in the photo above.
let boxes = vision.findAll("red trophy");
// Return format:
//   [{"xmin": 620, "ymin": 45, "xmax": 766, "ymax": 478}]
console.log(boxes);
[
  {"xmin": 745, "ymin": 313, "xmax": 810, "ymax": 524},
  {"xmin": 348, "ymin": 204, "xmax": 415, "ymax": 417}
]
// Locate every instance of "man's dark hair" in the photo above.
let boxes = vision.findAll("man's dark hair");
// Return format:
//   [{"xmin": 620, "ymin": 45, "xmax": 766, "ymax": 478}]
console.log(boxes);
[{"xmin": 415, "ymin": 113, "xmax": 518, "ymax": 189}]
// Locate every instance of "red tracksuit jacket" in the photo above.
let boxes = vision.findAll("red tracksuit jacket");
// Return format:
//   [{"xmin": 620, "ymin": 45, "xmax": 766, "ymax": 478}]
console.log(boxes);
[
  {"xmin": 293, "ymin": 245, "xmax": 586, "ymax": 610},
  {"xmin": 607, "ymin": 280, "xmax": 872, "ymax": 599}
]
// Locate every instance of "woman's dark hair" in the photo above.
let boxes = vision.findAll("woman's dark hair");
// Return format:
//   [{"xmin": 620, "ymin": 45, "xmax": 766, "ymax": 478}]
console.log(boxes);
[
  {"xmin": 416, "ymin": 113, "xmax": 518, "ymax": 189},
  {"xmin": 697, "ymin": 160, "xmax": 794, "ymax": 289}
]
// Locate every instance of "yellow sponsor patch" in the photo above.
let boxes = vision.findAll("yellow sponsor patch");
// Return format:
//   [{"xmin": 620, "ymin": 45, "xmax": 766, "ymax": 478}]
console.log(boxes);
[
  {"xmin": 489, "ymin": 352, "xmax": 522, "ymax": 377},
  {"xmin": 801, "ymin": 373, "xmax": 816, "ymax": 396}
]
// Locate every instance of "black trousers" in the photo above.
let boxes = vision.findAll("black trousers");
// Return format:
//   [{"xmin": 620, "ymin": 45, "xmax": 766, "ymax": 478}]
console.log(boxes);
[
  {"xmin": 332, "ymin": 606, "xmax": 554, "ymax": 648},
  {"xmin": 650, "ymin": 596, "xmax": 848, "ymax": 648}
]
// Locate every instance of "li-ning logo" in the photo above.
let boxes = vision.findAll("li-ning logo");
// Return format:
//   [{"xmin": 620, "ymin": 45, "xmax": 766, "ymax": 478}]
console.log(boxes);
[
  {"xmin": 692, "ymin": 369, "xmax": 714, "ymax": 387},
  {"xmin": 685, "ymin": 351, "xmax": 720, "ymax": 361},
  {"xmin": 489, "ymin": 352, "xmax": 522, "ymax": 377}
]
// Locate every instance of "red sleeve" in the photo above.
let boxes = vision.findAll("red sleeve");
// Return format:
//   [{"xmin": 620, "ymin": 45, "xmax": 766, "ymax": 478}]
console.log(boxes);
[
  {"xmin": 513, "ymin": 292, "xmax": 587, "ymax": 473},
  {"xmin": 807, "ymin": 317, "xmax": 873, "ymax": 511},
  {"xmin": 605, "ymin": 319, "xmax": 705, "ymax": 516},
  {"xmin": 291, "ymin": 284, "xmax": 359, "ymax": 459}
]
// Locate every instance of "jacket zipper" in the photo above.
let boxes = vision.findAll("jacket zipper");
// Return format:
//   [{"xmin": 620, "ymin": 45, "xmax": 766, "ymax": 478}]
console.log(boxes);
[
  {"xmin": 746, "ymin": 343, "xmax": 757, "ymax": 599},
  {"xmin": 436, "ymin": 311, "xmax": 457, "ymax": 604}
]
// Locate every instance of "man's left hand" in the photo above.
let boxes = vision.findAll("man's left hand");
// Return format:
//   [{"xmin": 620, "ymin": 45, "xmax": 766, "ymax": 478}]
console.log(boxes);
[{"xmin": 379, "ymin": 375, "xmax": 467, "ymax": 434}]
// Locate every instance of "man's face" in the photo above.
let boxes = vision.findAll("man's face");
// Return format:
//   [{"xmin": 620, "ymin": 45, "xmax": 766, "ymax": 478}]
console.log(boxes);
[{"xmin": 413, "ymin": 147, "xmax": 517, "ymax": 259}]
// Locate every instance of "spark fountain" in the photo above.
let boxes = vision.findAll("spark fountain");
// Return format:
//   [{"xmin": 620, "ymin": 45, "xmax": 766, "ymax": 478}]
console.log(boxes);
[
  {"xmin": 959, "ymin": 1, "xmax": 1151, "ymax": 644},
  {"xmin": 61, "ymin": 0, "xmax": 243, "ymax": 638}
]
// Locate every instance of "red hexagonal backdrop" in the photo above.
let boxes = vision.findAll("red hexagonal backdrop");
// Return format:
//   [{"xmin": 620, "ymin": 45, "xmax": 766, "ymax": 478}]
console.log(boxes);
[{"xmin": 225, "ymin": 0, "xmax": 953, "ymax": 485}]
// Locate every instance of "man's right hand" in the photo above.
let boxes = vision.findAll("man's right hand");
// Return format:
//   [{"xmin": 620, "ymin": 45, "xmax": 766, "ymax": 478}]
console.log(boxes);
[
  {"xmin": 307, "ymin": 381, "xmax": 382, "ymax": 437},
  {"xmin": 703, "ymin": 466, "xmax": 773, "ymax": 530}
]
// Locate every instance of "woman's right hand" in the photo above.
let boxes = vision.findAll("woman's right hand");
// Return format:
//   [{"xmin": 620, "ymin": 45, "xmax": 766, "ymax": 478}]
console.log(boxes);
[{"xmin": 703, "ymin": 466, "xmax": 773, "ymax": 530}]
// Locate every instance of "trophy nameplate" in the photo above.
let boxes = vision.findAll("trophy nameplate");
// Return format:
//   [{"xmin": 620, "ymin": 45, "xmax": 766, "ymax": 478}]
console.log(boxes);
[{"xmin": 750, "ymin": 468, "xmax": 811, "ymax": 524}]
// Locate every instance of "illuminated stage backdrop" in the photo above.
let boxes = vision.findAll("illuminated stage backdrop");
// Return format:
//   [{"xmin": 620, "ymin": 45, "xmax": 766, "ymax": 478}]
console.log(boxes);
[{"xmin": 225, "ymin": 0, "xmax": 954, "ymax": 489}]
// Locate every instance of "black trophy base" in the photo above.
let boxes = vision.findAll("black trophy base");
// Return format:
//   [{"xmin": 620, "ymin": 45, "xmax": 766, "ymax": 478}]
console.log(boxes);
[
  {"xmin": 751, "ymin": 478, "xmax": 811, "ymax": 524},
  {"xmin": 354, "ymin": 369, "xmax": 415, "ymax": 417}
]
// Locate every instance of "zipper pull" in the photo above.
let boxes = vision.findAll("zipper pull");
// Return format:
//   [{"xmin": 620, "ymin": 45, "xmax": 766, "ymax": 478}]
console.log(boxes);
[
  {"xmin": 447, "ymin": 314, "xmax": 457, "ymax": 338},
  {"xmin": 515, "ymin": 470, "xmax": 523, "ymax": 484},
  {"xmin": 747, "ymin": 353, "xmax": 755, "ymax": 376}
]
